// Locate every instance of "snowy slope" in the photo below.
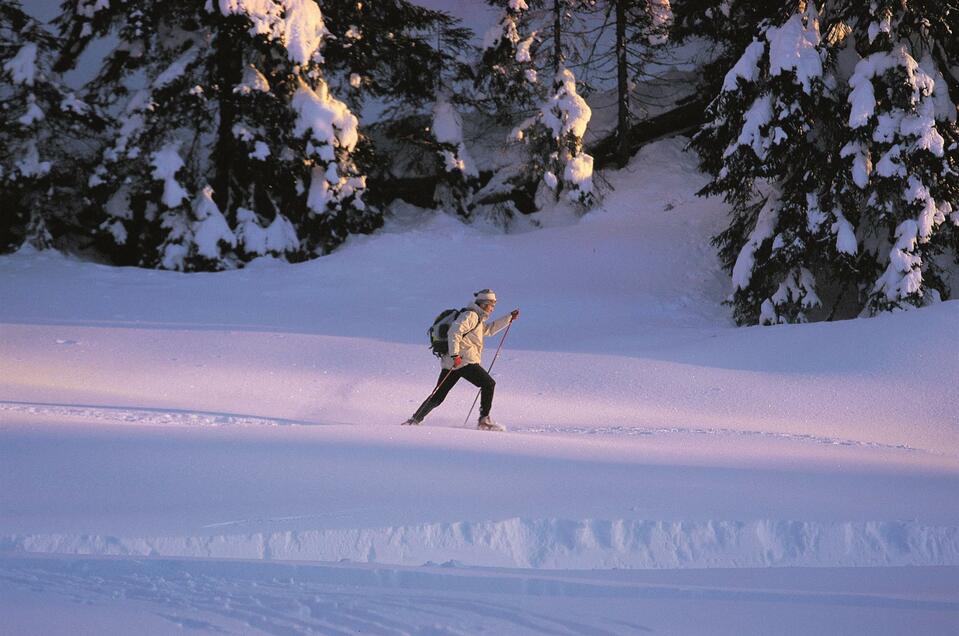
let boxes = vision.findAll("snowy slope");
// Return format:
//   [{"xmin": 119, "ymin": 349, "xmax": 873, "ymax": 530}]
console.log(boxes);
[{"xmin": 1, "ymin": 138, "xmax": 957, "ymax": 634}]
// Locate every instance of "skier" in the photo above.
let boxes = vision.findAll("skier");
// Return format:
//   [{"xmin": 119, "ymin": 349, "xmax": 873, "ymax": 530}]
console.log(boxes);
[{"xmin": 404, "ymin": 289, "xmax": 519, "ymax": 430}]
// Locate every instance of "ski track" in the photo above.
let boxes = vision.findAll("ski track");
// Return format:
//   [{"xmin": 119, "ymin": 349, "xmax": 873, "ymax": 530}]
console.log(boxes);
[
  {"xmin": 0, "ymin": 557, "xmax": 627, "ymax": 636},
  {"xmin": 0, "ymin": 401, "xmax": 933, "ymax": 455},
  {"xmin": 1, "ymin": 557, "xmax": 956, "ymax": 636}
]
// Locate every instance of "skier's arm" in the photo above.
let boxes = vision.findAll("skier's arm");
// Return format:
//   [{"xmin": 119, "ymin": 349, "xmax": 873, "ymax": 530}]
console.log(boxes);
[
  {"xmin": 448, "ymin": 311, "xmax": 479, "ymax": 356},
  {"xmin": 483, "ymin": 313, "xmax": 513, "ymax": 336}
]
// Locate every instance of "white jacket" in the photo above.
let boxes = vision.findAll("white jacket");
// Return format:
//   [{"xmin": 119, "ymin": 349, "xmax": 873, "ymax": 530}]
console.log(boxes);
[{"xmin": 444, "ymin": 303, "xmax": 513, "ymax": 369}]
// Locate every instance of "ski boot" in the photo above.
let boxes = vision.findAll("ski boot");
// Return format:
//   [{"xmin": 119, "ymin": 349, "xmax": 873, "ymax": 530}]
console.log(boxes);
[
  {"xmin": 477, "ymin": 415, "xmax": 506, "ymax": 432},
  {"xmin": 401, "ymin": 417, "xmax": 422, "ymax": 426}
]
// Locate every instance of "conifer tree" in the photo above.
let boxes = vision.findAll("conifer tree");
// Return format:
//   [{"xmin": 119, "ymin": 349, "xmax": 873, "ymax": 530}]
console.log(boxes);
[
  {"xmin": 320, "ymin": 0, "xmax": 473, "ymax": 115},
  {"xmin": 475, "ymin": 0, "xmax": 596, "ymax": 209},
  {"xmin": 694, "ymin": 3, "xmax": 845, "ymax": 324},
  {"xmin": 0, "ymin": 1, "xmax": 97, "ymax": 252},
  {"xmin": 692, "ymin": 0, "xmax": 959, "ymax": 324},
  {"xmin": 429, "ymin": 93, "xmax": 479, "ymax": 217},
  {"xmin": 475, "ymin": 0, "xmax": 543, "ymax": 123},
  {"xmin": 833, "ymin": 0, "xmax": 959, "ymax": 313},
  {"xmin": 514, "ymin": 66, "xmax": 595, "ymax": 206},
  {"xmin": 319, "ymin": 0, "xmax": 475, "ymax": 203},
  {"xmin": 55, "ymin": 0, "xmax": 376, "ymax": 271},
  {"xmin": 671, "ymin": 1, "xmax": 795, "ymax": 96}
]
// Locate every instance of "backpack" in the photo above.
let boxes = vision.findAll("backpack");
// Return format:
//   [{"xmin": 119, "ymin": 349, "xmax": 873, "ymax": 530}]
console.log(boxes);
[{"xmin": 428, "ymin": 308, "xmax": 478, "ymax": 357}]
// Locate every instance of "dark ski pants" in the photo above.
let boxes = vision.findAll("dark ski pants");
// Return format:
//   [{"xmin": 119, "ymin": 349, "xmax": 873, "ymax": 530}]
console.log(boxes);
[{"xmin": 413, "ymin": 363, "xmax": 495, "ymax": 422}]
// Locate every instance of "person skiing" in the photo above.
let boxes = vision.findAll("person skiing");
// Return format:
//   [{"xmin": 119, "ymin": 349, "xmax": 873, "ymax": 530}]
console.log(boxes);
[{"xmin": 404, "ymin": 289, "xmax": 519, "ymax": 430}]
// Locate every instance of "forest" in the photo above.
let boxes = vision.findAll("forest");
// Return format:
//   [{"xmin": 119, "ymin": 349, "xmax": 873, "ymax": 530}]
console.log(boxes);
[{"xmin": 2, "ymin": 0, "xmax": 958, "ymax": 325}]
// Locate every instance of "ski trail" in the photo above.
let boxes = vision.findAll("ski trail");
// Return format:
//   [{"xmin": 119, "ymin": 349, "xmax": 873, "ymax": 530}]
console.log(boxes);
[
  {"xmin": 1, "ymin": 400, "xmax": 945, "ymax": 458},
  {"xmin": 510, "ymin": 425, "xmax": 939, "ymax": 454},
  {"xmin": 1, "ymin": 556, "xmax": 955, "ymax": 636}
]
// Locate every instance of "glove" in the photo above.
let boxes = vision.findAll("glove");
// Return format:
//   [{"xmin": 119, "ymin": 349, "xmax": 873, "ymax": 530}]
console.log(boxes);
[
  {"xmin": 452, "ymin": 355, "xmax": 462, "ymax": 368},
  {"xmin": 510, "ymin": 309, "xmax": 520, "ymax": 321}
]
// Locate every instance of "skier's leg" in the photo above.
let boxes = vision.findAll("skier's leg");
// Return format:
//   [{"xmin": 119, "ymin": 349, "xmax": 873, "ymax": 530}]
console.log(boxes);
[
  {"xmin": 412, "ymin": 367, "xmax": 460, "ymax": 422},
  {"xmin": 459, "ymin": 364, "xmax": 495, "ymax": 417}
]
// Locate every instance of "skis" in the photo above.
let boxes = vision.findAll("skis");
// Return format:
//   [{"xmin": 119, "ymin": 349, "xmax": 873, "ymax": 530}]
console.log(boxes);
[{"xmin": 399, "ymin": 418, "xmax": 506, "ymax": 432}]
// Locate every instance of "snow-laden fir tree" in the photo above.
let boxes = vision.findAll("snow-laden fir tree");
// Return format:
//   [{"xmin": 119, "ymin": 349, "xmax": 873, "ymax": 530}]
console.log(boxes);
[
  {"xmin": 833, "ymin": 0, "xmax": 959, "ymax": 313},
  {"xmin": 318, "ymin": 0, "xmax": 475, "ymax": 212},
  {"xmin": 671, "ymin": 1, "xmax": 796, "ymax": 96},
  {"xmin": 474, "ymin": 0, "xmax": 543, "ymax": 123},
  {"xmin": 693, "ymin": 3, "xmax": 847, "ymax": 324},
  {"xmin": 423, "ymin": 17, "xmax": 481, "ymax": 219},
  {"xmin": 693, "ymin": 0, "xmax": 959, "ymax": 324},
  {"xmin": 319, "ymin": 0, "xmax": 473, "ymax": 117},
  {"xmin": 474, "ymin": 0, "xmax": 596, "ymax": 209},
  {"xmin": 431, "ymin": 91, "xmax": 480, "ymax": 217},
  {"xmin": 0, "ymin": 1, "xmax": 97, "ymax": 253},
  {"xmin": 513, "ymin": 66, "xmax": 595, "ymax": 206},
  {"xmin": 55, "ymin": 0, "xmax": 376, "ymax": 271},
  {"xmin": 463, "ymin": 0, "xmax": 546, "ymax": 218}
]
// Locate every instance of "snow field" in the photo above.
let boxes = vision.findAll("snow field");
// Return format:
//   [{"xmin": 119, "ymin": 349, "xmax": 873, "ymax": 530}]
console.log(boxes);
[{"xmin": 1, "ymin": 138, "xmax": 957, "ymax": 633}]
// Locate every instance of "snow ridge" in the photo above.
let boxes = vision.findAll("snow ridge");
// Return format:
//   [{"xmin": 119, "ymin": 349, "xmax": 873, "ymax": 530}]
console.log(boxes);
[{"xmin": 5, "ymin": 518, "xmax": 957, "ymax": 570}]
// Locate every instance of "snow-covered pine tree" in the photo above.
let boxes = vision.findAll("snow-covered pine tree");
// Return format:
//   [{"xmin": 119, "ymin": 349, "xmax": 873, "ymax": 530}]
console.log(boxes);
[
  {"xmin": 0, "ymin": 1, "xmax": 97, "ymax": 253},
  {"xmin": 832, "ymin": 0, "xmax": 959, "ymax": 313},
  {"xmin": 693, "ymin": 3, "xmax": 846, "ymax": 325},
  {"xmin": 320, "ymin": 0, "xmax": 473, "ymax": 116},
  {"xmin": 431, "ymin": 92, "xmax": 480, "ymax": 217},
  {"xmin": 318, "ymin": 0, "xmax": 475, "ymax": 207},
  {"xmin": 459, "ymin": 0, "xmax": 545, "ymax": 219},
  {"xmin": 474, "ymin": 0, "xmax": 543, "ymax": 124},
  {"xmin": 479, "ymin": 0, "xmax": 595, "ymax": 208},
  {"xmin": 671, "ymin": 1, "xmax": 795, "ymax": 96},
  {"xmin": 55, "ymin": 0, "xmax": 376, "ymax": 271},
  {"xmin": 513, "ymin": 66, "xmax": 595, "ymax": 206},
  {"xmin": 693, "ymin": 1, "xmax": 959, "ymax": 324},
  {"xmin": 425, "ymin": 19, "xmax": 481, "ymax": 219}
]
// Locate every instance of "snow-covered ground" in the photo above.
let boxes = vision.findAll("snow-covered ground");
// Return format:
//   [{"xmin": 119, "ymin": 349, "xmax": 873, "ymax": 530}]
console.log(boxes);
[{"xmin": 2, "ymin": 138, "xmax": 958, "ymax": 634}]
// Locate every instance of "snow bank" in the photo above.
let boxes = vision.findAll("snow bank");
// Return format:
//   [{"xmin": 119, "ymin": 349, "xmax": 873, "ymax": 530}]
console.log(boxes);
[{"xmin": 5, "ymin": 518, "xmax": 957, "ymax": 569}]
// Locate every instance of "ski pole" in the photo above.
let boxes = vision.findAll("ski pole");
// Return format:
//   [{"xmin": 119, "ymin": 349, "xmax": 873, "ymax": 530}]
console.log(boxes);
[{"xmin": 463, "ymin": 319, "xmax": 513, "ymax": 427}]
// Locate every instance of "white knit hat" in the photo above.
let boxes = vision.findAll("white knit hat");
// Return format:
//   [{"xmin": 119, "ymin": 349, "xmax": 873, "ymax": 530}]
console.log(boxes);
[{"xmin": 474, "ymin": 289, "xmax": 497, "ymax": 302}]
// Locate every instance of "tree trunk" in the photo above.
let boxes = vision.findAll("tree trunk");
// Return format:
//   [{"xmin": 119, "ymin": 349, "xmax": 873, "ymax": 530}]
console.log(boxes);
[
  {"xmin": 589, "ymin": 97, "xmax": 708, "ymax": 170},
  {"xmin": 213, "ymin": 18, "xmax": 244, "ymax": 214},
  {"xmin": 553, "ymin": 0, "xmax": 563, "ymax": 77},
  {"xmin": 615, "ymin": 0, "xmax": 630, "ymax": 167}
]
